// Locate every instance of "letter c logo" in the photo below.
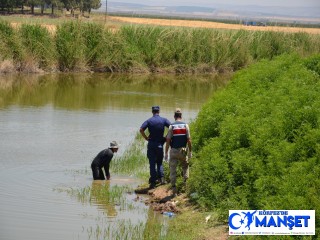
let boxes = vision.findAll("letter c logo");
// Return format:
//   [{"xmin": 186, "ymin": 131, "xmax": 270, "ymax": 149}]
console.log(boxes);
[{"xmin": 229, "ymin": 213, "xmax": 242, "ymax": 230}]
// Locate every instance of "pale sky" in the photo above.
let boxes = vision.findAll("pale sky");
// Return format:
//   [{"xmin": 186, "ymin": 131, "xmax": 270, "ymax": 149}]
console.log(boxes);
[{"xmin": 111, "ymin": 0, "xmax": 320, "ymax": 8}]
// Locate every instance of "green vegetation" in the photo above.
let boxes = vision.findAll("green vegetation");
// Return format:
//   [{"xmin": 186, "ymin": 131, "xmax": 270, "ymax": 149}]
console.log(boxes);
[
  {"xmin": 188, "ymin": 54, "xmax": 320, "ymax": 238},
  {"xmin": 0, "ymin": 0, "xmax": 100, "ymax": 16},
  {"xmin": 112, "ymin": 132, "xmax": 149, "ymax": 179},
  {"xmin": 0, "ymin": 20, "xmax": 319, "ymax": 73}
]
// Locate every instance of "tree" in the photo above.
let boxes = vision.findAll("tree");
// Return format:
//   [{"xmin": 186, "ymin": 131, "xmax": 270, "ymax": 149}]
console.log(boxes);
[
  {"xmin": 61, "ymin": 0, "xmax": 78, "ymax": 16},
  {"xmin": 48, "ymin": 0, "xmax": 63, "ymax": 14},
  {"xmin": 83, "ymin": 0, "xmax": 100, "ymax": 14},
  {"xmin": 27, "ymin": 0, "xmax": 42, "ymax": 14}
]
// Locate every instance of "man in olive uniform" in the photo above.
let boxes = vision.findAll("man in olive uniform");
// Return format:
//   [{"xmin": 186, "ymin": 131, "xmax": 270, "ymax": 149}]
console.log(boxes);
[
  {"xmin": 91, "ymin": 141, "xmax": 119, "ymax": 180},
  {"xmin": 165, "ymin": 108, "xmax": 192, "ymax": 195}
]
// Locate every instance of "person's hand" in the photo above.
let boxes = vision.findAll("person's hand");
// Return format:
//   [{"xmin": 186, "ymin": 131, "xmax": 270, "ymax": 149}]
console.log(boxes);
[
  {"xmin": 107, "ymin": 174, "xmax": 111, "ymax": 180},
  {"xmin": 188, "ymin": 152, "xmax": 192, "ymax": 159}
]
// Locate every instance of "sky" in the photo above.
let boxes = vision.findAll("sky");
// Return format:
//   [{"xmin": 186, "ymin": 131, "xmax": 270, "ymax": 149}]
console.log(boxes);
[{"xmin": 110, "ymin": 0, "xmax": 320, "ymax": 8}]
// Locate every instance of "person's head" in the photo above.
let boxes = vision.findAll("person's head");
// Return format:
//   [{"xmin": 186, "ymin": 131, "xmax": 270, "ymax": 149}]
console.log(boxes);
[
  {"xmin": 174, "ymin": 108, "xmax": 182, "ymax": 120},
  {"xmin": 109, "ymin": 141, "xmax": 119, "ymax": 153},
  {"xmin": 152, "ymin": 106, "xmax": 160, "ymax": 115}
]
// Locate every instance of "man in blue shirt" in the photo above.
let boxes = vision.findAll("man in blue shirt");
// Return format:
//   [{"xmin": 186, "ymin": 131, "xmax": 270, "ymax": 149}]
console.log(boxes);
[{"xmin": 140, "ymin": 106, "xmax": 171, "ymax": 189}]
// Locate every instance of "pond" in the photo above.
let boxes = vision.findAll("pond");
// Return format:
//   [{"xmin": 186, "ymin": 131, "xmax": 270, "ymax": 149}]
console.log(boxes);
[{"xmin": 0, "ymin": 73, "xmax": 229, "ymax": 240}]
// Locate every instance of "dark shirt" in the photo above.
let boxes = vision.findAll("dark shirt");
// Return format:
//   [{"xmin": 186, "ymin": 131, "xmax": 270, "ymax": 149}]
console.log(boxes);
[
  {"xmin": 91, "ymin": 148, "xmax": 114, "ymax": 177},
  {"xmin": 140, "ymin": 114, "xmax": 171, "ymax": 143}
]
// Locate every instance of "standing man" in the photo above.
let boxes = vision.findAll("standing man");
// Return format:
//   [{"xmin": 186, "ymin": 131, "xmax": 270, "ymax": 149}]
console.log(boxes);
[
  {"xmin": 91, "ymin": 141, "xmax": 119, "ymax": 180},
  {"xmin": 165, "ymin": 108, "xmax": 192, "ymax": 195},
  {"xmin": 140, "ymin": 106, "xmax": 171, "ymax": 189}
]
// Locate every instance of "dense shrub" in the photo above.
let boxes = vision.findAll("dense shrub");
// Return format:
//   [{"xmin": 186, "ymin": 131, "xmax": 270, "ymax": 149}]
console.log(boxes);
[{"xmin": 189, "ymin": 54, "xmax": 320, "ymax": 235}]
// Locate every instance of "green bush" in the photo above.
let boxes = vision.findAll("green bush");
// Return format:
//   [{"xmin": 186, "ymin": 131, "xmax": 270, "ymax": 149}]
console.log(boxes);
[{"xmin": 189, "ymin": 54, "xmax": 320, "ymax": 235}]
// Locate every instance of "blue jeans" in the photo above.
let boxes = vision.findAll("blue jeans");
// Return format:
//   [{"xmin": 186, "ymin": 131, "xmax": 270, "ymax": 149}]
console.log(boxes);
[{"xmin": 147, "ymin": 141, "xmax": 164, "ymax": 185}]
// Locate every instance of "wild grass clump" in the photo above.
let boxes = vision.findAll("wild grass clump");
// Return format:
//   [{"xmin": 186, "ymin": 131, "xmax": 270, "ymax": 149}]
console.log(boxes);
[
  {"xmin": 112, "ymin": 132, "xmax": 149, "ymax": 179},
  {"xmin": 0, "ymin": 20, "xmax": 25, "ymax": 69},
  {"xmin": 188, "ymin": 54, "xmax": 320, "ymax": 236},
  {"xmin": 19, "ymin": 24, "xmax": 56, "ymax": 71},
  {"xmin": 55, "ymin": 21, "xmax": 87, "ymax": 71}
]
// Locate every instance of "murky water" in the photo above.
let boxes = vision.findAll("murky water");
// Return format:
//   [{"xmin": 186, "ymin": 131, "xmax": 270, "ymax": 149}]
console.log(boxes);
[{"xmin": 0, "ymin": 73, "xmax": 229, "ymax": 240}]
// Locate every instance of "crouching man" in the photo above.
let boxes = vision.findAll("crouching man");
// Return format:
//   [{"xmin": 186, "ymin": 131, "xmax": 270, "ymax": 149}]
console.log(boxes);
[{"xmin": 91, "ymin": 141, "xmax": 119, "ymax": 180}]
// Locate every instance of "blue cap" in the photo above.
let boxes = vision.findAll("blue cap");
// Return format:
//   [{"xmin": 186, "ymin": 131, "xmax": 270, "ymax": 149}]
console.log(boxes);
[{"xmin": 152, "ymin": 106, "xmax": 160, "ymax": 111}]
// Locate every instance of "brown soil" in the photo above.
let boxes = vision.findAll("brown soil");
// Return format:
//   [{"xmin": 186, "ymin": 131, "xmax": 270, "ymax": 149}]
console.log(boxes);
[
  {"xmin": 135, "ymin": 184, "xmax": 180, "ymax": 213},
  {"xmin": 147, "ymin": 186, "xmax": 181, "ymax": 213}
]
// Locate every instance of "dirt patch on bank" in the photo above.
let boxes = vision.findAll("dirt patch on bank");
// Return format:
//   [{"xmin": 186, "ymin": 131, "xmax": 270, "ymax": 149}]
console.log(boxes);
[
  {"xmin": 135, "ymin": 184, "xmax": 180, "ymax": 213},
  {"xmin": 134, "ymin": 184, "xmax": 229, "ymax": 240}
]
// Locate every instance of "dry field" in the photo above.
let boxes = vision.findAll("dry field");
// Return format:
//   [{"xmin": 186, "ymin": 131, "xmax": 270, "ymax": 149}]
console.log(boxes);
[
  {"xmin": 4, "ymin": 14, "xmax": 320, "ymax": 34},
  {"xmin": 110, "ymin": 16, "xmax": 320, "ymax": 34}
]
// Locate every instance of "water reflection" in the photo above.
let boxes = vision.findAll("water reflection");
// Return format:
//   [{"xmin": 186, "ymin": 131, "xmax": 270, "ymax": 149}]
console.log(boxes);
[
  {"xmin": 90, "ymin": 181, "xmax": 117, "ymax": 217},
  {"xmin": 0, "ymin": 73, "xmax": 229, "ymax": 111}
]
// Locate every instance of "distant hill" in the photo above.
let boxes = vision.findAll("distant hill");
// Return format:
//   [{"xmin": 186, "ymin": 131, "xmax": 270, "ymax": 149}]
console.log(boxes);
[{"xmin": 95, "ymin": 1, "xmax": 320, "ymax": 24}]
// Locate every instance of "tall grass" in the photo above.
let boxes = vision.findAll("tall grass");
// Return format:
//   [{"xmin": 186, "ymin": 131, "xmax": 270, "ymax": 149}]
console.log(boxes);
[
  {"xmin": 55, "ymin": 21, "xmax": 87, "ymax": 71},
  {"xmin": 112, "ymin": 132, "xmax": 149, "ymax": 179},
  {"xmin": 0, "ymin": 20, "xmax": 319, "ymax": 73},
  {"xmin": 19, "ymin": 24, "xmax": 56, "ymax": 70},
  {"xmin": 0, "ymin": 20, "xmax": 25, "ymax": 67}
]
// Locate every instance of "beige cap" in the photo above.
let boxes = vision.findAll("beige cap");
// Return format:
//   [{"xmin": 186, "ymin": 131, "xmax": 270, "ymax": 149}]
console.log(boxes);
[
  {"xmin": 109, "ymin": 141, "xmax": 119, "ymax": 149},
  {"xmin": 174, "ymin": 108, "xmax": 182, "ymax": 113}
]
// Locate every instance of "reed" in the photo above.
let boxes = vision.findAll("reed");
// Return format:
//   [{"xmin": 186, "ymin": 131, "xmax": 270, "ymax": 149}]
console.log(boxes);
[
  {"xmin": 55, "ymin": 21, "xmax": 87, "ymax": 71},
  {"xmin": 0, "ymin": 20, "xmax": 319, "ymax": 73},
  {"xmin": 111, "ymin": 132, "xmax": 149, "ymax": 179},
  {"xmin": 19, "ymin": 24, "xmax": 56, "ymax": 70},
  {"xmin": 0, "ymin": 20, "xmax": 25, "ymax": 67}
]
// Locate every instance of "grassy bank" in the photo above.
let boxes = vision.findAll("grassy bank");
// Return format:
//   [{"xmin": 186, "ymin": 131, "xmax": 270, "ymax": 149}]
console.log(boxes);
[
  {"xmin": 189, "ymin": 54, "xmax": 320, "ymax": 238},
  {"xmin": 0, "ymin": 19, "xmax": 319, "ymax": 73}
]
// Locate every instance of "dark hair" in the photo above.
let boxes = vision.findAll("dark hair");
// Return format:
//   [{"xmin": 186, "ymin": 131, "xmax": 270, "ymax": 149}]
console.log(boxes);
[{"xmin": 174, "ymin": 112, "xmax": 182, "ymax": 118}]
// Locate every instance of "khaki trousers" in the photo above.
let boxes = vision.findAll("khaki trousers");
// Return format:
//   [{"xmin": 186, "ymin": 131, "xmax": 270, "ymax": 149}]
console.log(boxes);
[{"xmin": 169, "ymin": 148, "xmax": 189, "ymax": 187}]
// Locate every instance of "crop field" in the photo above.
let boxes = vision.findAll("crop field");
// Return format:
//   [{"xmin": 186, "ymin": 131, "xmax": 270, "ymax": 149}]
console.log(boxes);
[
  {"xmin": 110, "ymin": 16, "xmax": 320, "ymax": 34},
  {"xmin": 2, "ymin": 14, "xmax": 320, "ymax": 34}
]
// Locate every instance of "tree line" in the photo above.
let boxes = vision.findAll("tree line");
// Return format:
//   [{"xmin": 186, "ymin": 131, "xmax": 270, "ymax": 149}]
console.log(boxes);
[{"xmin": 0, "ymin": 0, "xmax": 101, "ymax": 15}]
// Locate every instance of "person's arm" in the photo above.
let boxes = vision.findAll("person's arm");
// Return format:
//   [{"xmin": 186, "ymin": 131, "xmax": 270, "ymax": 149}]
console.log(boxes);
[
  {"xmin": 186, "ymin": 124, "xmax": 192, "ymax": 158},
  {"xmin": 104, "ymin": 153, "xmax": 113, "ymax": 180},
  {"xmin": 104, "ymin": 163, "xmax": 110, "ymax": 180},
  {"xmin": 187, "ymin": 139, "xmax": 192, "ymax": 152},
  {"xmin": 165, "ymin": 138, "xmax": 170, "ymax": 160},
  {"xmin": 140, "ymin": 120, "xmax": 149, "ymax": 141},
  {"xmin": 140, "ymin": 128, "xmax": 149, "ymax": 141},
  {"xmin": 103, "ymin": 150, "xmax": 113, "ymax": 180},
  {"xmin": 165, "ymin": 126, "xmax": 173, "ymax": 160}
]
